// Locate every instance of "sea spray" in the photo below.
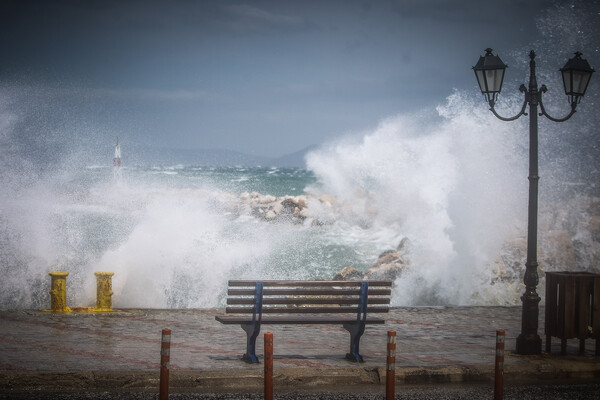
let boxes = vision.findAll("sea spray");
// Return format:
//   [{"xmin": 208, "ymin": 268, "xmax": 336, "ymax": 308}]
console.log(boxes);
[
  {"xmin": 1, "ymin": 90, "xmax": 597, "ymax": 309},
  {"xmin": 306, "ymin": 92, "xmax": 528, "ymax": 305},
  {"xmin": 78, "ymin": 177, "xmax": 356, "ymax": 308},
  {"xmin": 87, "ymin": 187, "xmax": 265, "ymax": 308},
  {"xmin": 1, "ymin": 1, "xmax": 598, "ymax": 310}
]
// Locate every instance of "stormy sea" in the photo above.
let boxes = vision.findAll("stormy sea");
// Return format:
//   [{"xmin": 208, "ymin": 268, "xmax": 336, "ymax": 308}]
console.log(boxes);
[
  {"xmin": 0, "ymin": 3, "xmax": 598, "ymax": 310},
  {"xmin": 1, "ymin": 90, "xmax": 598, "ymax": 310}
]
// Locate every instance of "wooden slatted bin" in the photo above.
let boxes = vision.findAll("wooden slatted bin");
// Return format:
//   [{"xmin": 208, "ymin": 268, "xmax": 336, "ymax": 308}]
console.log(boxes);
[{"xmin": 545, "ymin": 271, "xmax": 600, "ymax": 355}]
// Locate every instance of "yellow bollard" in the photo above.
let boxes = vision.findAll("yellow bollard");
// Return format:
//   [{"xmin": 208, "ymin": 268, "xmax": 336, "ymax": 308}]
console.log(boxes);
[
  {"xmin": 95, "ymin": 272, "xmax": 114, "ymax": 311},
  {"xmin": 48, "ymin": 272, "xmax": 71, "ymax": 313}
]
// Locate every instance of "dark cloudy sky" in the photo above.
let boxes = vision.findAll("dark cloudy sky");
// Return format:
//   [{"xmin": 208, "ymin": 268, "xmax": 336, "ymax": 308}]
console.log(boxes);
[{"xmin": 1, "ymin": 0, "xmax": 597, "ymax": 158}]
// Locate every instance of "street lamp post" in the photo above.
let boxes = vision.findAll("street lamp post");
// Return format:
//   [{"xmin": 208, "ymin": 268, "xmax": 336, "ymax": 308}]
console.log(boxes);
[{"xmin": 473, "ymin": 49, "xmax": 594, "ymax": 355}]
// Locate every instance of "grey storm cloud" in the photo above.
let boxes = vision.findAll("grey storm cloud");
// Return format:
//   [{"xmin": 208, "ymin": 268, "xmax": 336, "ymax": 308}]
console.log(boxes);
[{"xmin": 0, "ymin": 0, "xmax": 597, "ymax": 160}]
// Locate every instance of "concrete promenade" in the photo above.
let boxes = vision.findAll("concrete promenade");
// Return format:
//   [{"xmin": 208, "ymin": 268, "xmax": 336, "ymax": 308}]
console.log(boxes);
[{"xmin": 1, "ymin": 306, "xmax": 599, "ymax": 393}]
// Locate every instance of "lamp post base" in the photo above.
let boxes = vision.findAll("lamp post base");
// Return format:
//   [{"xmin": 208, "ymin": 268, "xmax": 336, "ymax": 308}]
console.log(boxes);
[
  {"xmin": 516, "ymin": 333, "xmax": 542, "ymax": 355},
  {"xmin": 516, "ymin": 285, "xmax": 543, "ymax": 355}
]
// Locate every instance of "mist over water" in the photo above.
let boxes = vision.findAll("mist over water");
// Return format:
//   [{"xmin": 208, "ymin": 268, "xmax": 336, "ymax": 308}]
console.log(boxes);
[
  {"xmin": 306, "ymin": 93, "xmax": 529, "ymax": 305},
  {"xmin": 1, "ymin": 1, "xmax": 598, "ymax": 309}
]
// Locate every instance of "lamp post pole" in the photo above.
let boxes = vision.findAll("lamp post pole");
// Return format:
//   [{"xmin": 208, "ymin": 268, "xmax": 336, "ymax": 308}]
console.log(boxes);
[
  {"xmin": 519, "ymin": 51, "xmax": 542, "ymax": 355},
  {"xmin": 473, "ymin": 49, "xmax": 594, "ymax": 355}
]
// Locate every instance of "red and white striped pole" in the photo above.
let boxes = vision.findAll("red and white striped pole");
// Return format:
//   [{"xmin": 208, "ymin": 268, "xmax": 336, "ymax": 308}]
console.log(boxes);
[
  {"xmin": 494, "ymin": 329, "xmax": 505, "ymax": 400},
  {"xmin": 160, "ymin": 328, "xmax": 171, "ymax": 400},
  {"xmin": 386, "ymin": 330, "xmax": 396, "ymax": 400},
  {"xmin": 264, "ymin": 332, "xmax": 273, "ymax": 400}
]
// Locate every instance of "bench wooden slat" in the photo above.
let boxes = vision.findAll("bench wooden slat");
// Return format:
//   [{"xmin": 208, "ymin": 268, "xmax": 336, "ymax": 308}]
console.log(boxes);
[
  {"xmin": 228, "ymin": 280, "xmax": 392, "ymax": 287},
  {"xmin": 225, "ymin": 306, "xmax": 390, "ymax": 314},
  {"xmin": 227, "ymin": 297, "xmax": 391, "ymax": 305},
  {"xmin": 215, "ymin": 315, "xmax": 386, "ymax": 325},
  {"xmin": 228, "ymin": 288, "xmax": 392, "ymax": 296}
]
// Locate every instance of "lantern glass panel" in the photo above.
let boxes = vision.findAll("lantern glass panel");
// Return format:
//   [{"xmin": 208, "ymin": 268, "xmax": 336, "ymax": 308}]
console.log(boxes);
[
  {"xmin": 490, "ymin": 69, "xmax": 505, "ymax": 92},
  {"xmin": 573, "ymin": 71, "xmax": 591, "ymax": 95},
  {"xmin": 562, "ymin": 70, "xmax": 572, "ymax": 93},
  {"xmin": 475, "ymin": 70, "xmax": 487, "ymax": 93}
]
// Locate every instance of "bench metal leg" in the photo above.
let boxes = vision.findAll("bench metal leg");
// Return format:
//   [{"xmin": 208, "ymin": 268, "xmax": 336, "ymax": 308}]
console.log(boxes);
[
  {"xmin": 343, "ymin": 322, "xmax": 365, "ymax": 362},
  {"xmin": 241, "ymin": 322, "xmax": 261, "ymax": 363}
]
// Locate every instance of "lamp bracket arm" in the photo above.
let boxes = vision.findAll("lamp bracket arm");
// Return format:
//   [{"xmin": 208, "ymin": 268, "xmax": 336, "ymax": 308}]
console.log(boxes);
[
  {"xmin": 488, "ymin": 88, "xmax": 528, "ymax": 122},
  {"xmin": 538, "ymin": 85, "xmax": 577, "ymax": 122}
]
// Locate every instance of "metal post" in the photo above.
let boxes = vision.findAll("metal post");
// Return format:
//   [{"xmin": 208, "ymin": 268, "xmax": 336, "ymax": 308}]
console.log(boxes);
[
  {"xmin": 94, "ymin": 272, "xmax": 114, "ymax": 311},
  {"xmin": 48, "ymin": 272, "xmax": 71, "ymax": 313},
  {"xmin": 264, "ymin": 332, "xmax": 273, "ymax": 400},
  {"xmin": 516, "ymin": 51, "xmax": 542, "ymax": 355},
  {"xmin": 495, "ymin": 329, "xmax": 505, "ymax": 400},
  {"xmin": 160, "ymin": 328, "xmax": 171, "ymax": 400},
  {"xmin": 386, "ymin": 330, "xmax": 396, "ymax": 400}
]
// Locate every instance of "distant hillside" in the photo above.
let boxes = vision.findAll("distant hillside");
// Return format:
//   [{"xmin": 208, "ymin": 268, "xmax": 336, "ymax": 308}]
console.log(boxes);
[{"xmin": 272, "ymin": 144, "xmax": 319, "ymax": 167}]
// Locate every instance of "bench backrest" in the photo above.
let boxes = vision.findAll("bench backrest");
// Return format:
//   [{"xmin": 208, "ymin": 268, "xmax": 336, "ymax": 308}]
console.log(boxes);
[{"xmin": 225, "ymin": 280, "xmax": 392, "ymax": 321}]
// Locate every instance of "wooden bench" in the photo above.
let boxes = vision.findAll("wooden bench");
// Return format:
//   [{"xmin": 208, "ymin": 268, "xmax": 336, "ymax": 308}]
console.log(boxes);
[{"xmin": 215, "ymin": 280, "xmax": 392, "ymax": 363}]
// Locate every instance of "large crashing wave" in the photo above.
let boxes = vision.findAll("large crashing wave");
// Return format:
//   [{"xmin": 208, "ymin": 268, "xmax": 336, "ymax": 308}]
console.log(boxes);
[{"xmin": 306, "ymin": 91, "xmax": 529, "ymax": 305}]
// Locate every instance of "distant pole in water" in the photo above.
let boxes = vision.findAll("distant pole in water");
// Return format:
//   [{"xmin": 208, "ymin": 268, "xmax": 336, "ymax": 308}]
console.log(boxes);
[
  {"xmin": 114, "ymin": 137, "xmax": 122, "ymax": 167},
  {"xmin": 113, "ymin": 137, "xmax": 122, "ymax": 182}
]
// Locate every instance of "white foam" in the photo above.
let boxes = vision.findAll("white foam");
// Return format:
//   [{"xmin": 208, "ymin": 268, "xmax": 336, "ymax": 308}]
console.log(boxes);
[{"xmin": 306, "ymin": 92, "xmax": 528, "ymax": 305}]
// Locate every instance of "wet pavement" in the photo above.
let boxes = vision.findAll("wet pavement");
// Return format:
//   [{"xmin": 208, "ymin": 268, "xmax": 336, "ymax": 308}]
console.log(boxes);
[
  {"xmin": 4, "ymin": 383, "xmax": 600, "ymax": 400},
  {"xmin": 0, "ymin": 307, "xmax": 599, "ymax": 393}
]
